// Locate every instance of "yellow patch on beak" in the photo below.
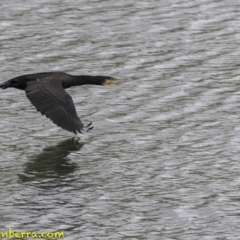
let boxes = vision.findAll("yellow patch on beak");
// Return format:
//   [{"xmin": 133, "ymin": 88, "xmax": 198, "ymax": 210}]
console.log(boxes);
[{"xmin": 104, "ymin": 78, "xmax": 116, "ymax": 85}]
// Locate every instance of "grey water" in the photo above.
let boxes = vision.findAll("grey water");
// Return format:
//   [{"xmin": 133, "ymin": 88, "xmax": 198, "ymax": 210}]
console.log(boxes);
[{"xmin": 0, "ymin": 0, "xmax": 240, "ymax": 239}]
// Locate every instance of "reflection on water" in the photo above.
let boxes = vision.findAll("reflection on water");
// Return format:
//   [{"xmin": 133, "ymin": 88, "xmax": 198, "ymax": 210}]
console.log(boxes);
[{"xmin": 19, "ymin": 138, "xmax": 82, "ymax": 184}]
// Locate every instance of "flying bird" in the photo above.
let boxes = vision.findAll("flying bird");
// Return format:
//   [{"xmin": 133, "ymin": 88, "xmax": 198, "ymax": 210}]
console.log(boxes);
[{"xmin": 0, "ymin": 72, "xmax": 116, "ymax": 134}]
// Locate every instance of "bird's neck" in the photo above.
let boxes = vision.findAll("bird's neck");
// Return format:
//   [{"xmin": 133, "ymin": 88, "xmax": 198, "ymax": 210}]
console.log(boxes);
[{"xmin": 63, "ymin": 75, "xmax": 104, "ymax": 89}]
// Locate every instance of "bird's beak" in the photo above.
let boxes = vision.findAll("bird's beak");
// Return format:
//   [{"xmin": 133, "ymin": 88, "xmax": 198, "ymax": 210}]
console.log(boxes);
[{"xmin": 104, "ymin": 78, "xmax": 116, "ymax": 85}]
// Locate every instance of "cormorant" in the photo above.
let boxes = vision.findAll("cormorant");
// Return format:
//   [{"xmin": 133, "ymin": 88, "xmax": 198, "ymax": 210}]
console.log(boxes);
[{"xmin": 0, "ymin": 72, "xmax": 116, "ymax": 134}]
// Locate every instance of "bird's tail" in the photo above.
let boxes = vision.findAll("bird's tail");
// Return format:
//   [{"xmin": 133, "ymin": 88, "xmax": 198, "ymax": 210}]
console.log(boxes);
[{"xmin": 0, "ymin": 80, "xmax": 12, "ymax": 89}]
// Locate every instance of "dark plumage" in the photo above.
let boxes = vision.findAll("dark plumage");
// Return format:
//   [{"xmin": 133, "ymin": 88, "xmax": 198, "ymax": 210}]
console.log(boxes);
[{"xmin": 0, "ymin": 72, "xmax": 116, "ymax": 134}]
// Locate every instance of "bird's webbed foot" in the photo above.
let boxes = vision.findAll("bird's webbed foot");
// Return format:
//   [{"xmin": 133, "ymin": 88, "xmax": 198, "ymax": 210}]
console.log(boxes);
[{"xmin": 83, "ymin": 122, "xmax": 94, "ymax": 132}]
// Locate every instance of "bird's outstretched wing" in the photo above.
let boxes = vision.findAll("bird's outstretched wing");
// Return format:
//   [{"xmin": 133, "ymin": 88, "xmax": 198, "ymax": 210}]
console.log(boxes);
[{"xmin": 25, "ymin": 78, "xmax": 91, "ymax": 134}]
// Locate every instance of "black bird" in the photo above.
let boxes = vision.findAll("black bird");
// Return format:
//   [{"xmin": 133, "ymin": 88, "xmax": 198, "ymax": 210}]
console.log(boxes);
[{"xmin": 0, "ymin": 72, "xmax": 116, "ymax": 134}]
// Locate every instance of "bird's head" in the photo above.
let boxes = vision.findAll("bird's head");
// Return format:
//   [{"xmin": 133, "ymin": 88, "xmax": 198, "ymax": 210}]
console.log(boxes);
[{"xmin": 102, "ymin": 76, "xmax": 117, "ymax": 85}]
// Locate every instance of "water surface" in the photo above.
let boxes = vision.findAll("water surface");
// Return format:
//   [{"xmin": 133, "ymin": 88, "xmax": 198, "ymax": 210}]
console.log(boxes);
[{"xmin": 1, "ymin": 0, "xmax": 240, "ymax": 239}]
